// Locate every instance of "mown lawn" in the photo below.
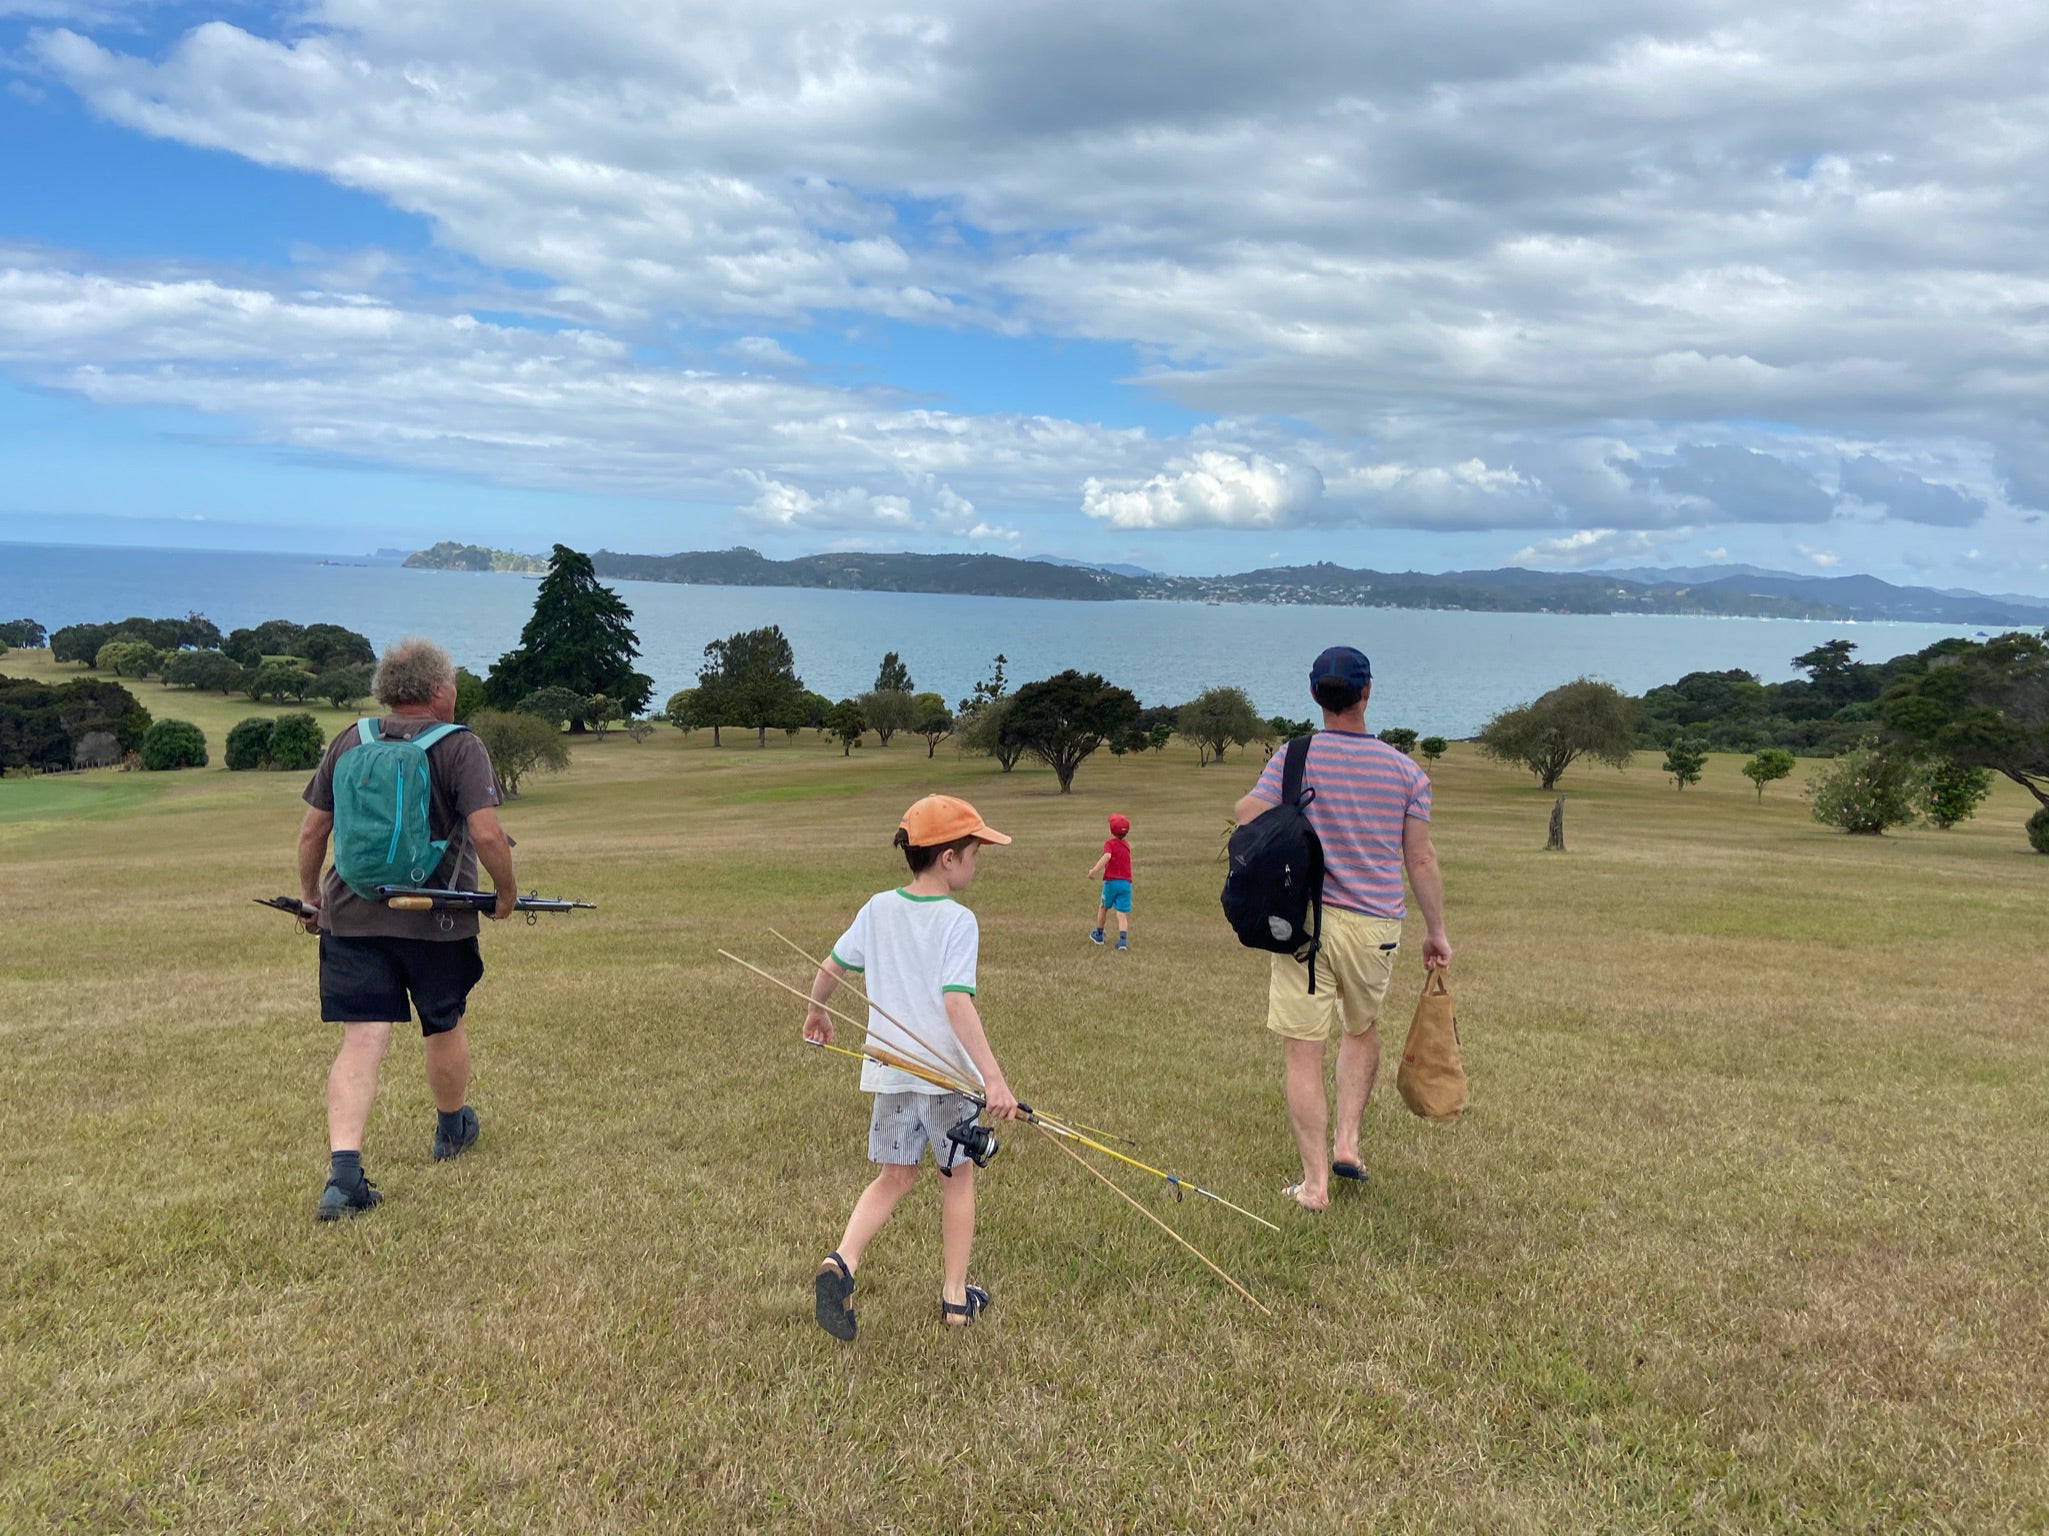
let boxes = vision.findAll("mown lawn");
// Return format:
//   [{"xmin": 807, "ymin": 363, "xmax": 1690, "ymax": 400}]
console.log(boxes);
[{"xmin": 2, "ymin": 720, "xmax": 2046, "ymax": 1533}]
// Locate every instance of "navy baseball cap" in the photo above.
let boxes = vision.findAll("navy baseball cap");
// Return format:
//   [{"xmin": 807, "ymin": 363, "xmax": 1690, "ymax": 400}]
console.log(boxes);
[{"xmin": 1310, "ymin": 646, "xmax": 1371, "ymax": 689}]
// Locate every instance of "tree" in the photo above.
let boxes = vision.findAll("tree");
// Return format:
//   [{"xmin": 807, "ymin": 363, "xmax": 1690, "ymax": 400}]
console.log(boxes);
[
  {"xmin": 225, "ymin": 717, "xmax": 277, "ymax": 771},
  {"xmin": 248, "ymin": 662, "xmax": 311, "ymax": 704},
  {"xmin": 1476, "ymin": 678, "xmax": 1640, "ymax": 789},
  {"xmin": 485, "ymin": 544, "xmax": 653, "ymax": 725},
  {"xmin": 1792, "ymin": 639, "xmax": 1875, "ymax": 709},
  {"xmin": 623, "ymin": 718, "xmax": 657, "ymax": 743},
  {"xmin": 1008, "ymin": 670, "xmax": 1140, "ymax": 793},
  {"xmin": 96, "ymin": 640, "xmax": 160, "ymax": 678},
  {"xmin": 825, "ymin": 699, "xmax": 867, "ymax": 756},
  {"xmin": 956, "ymin": 694, "xmax": 1026, "ymax": 772},
  {"xmin": 1662, "ymin": 734, "xmax": 1708, "ymax": 790},
  {"xmin": 874, "ymin": 651, "xmax": 914, "ymax": 694},
  {"xmin": 140, "ymin": 719, "xmax": 208, "ymax": 771},
  {"xmin": 1378, "ymin": 727, "xmax": 1420, "ymax": 756},
  {"xmin": 453, "ymin": 667, "xmax": 488, "ymax": 724},
  {"xmin": 1419, "ymin": 736, "xmax": 1447, "ymax": 765},
  {"xmin": 662, "ymin": 688, "xmax": 702, "ymax": 735},
  {"xmin": 164, "ymin": 650, "xmax": 245, "ymax": 693},
  {"xmin": 223, "ymin": 619, "xmax": 306, "ymax": 667},
  {"xmin": 579, "ymin": 694, "xmax": 619, "ymax": 739},
  {"xmin": 860, "ymin": 688, "xmax": 917, "ymax": 746},
  {"xmin": 50, "ymin": 623, "xmax": 114, "ymax": 666},
  {"xmin": 0, "ymin": 619, "xmax": 45, "ymax": 648},
  {"xmin": 1807, "ymin": 741, "xmax": 1918, "ymax": 834},
  {"xmin": 698, "ymin": 625, "xmax": 808, "ymax": 747},
  {"xmin": 1742, "ymin": 747, "xmax": 1796, "ymax": 800},
  {"xmin": 958, "ymin": 653, "xmax": 1009, "ymax": 714},
  {"xmin": 516, "ymin": 686, "xmax": 587, "ymax": 730},
  {"xmin": 798, "ymin": 691, "xmax": 833, "ymax": 732},
  {"xmin": 911, "ymin": 692, "xmax": 954, "ymax": 757},
  {"xmin": 315, "ymin": 664, "xmax": 374, "ymax": 710},
  {"xmin": 297, "ymin": 623, "xmax": 375, "ymax": 670},
  {"xmin": 1, "ymin": 676, "xmax": 147, "ymax": 770},
  {"xmin": 1881, "ymin": 630, "xmax": 2049, "ymax": 812},
  {"xmin": 2029, "ymin": 807, "xmax": 2049, "ymax": 855},
  {"xmin": 468, "ymin": 708, "xmax": 571, "ymax": 797},
  {"xmin": 1176, "ymin": 686, "xmax": 1261, "ymax": 767},
  {"xmin": 1917, "ymin": 760, "xmax": 1993, "ymax": 830},
  {"xmin": 265, "ymin": 713, "xmax": 327, "ymax": 772}
]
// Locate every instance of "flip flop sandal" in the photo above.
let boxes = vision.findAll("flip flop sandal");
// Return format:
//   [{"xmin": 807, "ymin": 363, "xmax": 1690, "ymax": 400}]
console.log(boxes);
[
  {"xmin": 814, "ymin": 1251, "xmax": 857, "ymax": 1342},
  {"xmin": 940, "ymin": 1284, "xmax": 991, "ymax": 1328},
  {"xmin": 1281, "ymin": 1182, "xmax": 1326, "ymax": 1211},
  {"xmin": 1331, "ymin": 1160, "xmax": 1368, "ymax": 1182}
]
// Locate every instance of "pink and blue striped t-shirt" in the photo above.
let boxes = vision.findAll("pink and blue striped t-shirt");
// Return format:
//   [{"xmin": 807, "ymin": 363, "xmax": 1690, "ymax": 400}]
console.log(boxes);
[{"xmin": 1248, "ymin": 731, "xmax": 1431, "ymax": 919}]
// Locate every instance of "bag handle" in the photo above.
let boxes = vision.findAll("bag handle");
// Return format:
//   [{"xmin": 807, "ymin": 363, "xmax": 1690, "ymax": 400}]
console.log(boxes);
[{"xmin": 1422, "ymin": 966, "xmax": 1452, "ymax": 998}]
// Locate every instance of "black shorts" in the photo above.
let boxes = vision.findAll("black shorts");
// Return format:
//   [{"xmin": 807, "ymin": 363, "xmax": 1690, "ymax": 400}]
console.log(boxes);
[{"xmin": 319, "ymin": 934, "xmax": 484, "ymax": 1036}]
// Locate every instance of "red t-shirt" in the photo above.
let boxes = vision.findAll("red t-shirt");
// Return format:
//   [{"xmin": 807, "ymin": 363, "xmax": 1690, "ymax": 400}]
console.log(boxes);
[{"xmin": 1103, "ymin": 837, "xmax": 1133, "ymax": 882}]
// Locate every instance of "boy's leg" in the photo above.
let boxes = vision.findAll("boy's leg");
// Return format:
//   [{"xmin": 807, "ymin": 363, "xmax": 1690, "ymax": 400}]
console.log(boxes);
[
  {"xmin": 836, "ymin": 1162, "xmax": 921, "ymax": 1268},
  {"xmin": 939, "ymin": 1161, "xmax": 976, "ymax": 1311}
]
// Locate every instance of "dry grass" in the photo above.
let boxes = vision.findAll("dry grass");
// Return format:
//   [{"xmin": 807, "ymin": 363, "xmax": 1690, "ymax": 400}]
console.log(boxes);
[{"xmin": 3, "ymin": 709, "xmax": 2047, "ymax": 1533}]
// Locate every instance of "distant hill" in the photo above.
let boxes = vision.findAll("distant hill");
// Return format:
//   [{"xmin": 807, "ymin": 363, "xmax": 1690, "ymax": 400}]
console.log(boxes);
[
  {"xmin": 405, "ymin": 542, "xmax": 547, "ymax": 573},
  {"xmin": 1027, "ymin": 554, "xmax": 1157, "ymax": 578},
  {"xmin": 404, "ymin": 541, "xmax": 2049, "ymax": 624}
]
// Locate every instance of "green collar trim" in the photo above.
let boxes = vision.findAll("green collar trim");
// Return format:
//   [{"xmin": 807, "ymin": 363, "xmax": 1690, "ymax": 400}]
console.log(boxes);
[{"xmin": 895, "ymin": 888, "xmax": 951, "ymax": 902}]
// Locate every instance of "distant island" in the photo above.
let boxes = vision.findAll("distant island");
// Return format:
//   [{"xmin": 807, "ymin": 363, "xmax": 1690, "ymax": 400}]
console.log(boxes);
[
  {"xmin": 404, "ymin": 541, "xmax": 548, "ymax": 573},
  {"xmin": 400, "ymin": 542, "xmax": 2049, "ymax": 626}
]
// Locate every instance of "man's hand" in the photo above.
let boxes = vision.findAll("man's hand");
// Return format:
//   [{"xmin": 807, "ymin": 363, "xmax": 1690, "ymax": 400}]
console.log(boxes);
[
  {"xmin": 982, "ymin": 1074, "xmax": 1020, "ymax": 1121},
  {"xmin": 1423, "ymin": 930, "xmax": 1453, "ymax": 969},
  {"xmin": 489, "ymin": 888, "xmax": 517, "ymax": 922},
  {"xmin": 297, "ymin": 895, "xmax": 322, "ymax": 935},
  {"xmin": 804, "ymin": 1005, "xmax": 833, "ymax": 1045}
]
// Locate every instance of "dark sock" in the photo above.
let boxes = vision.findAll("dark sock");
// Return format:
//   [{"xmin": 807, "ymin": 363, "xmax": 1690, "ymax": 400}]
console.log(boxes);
[
  {"xmin": 436, "ymin": 1107, "xmax": 468, "ymax": 1139},
  {"xmin": 330, "ymin": 1150, "xmax": 363, "ymax": 1186}
]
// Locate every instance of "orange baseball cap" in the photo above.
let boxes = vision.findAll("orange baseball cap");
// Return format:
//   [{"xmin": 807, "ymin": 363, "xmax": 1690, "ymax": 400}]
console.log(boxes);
[{"xmin": 900, "ymin": 794, "xmax": 1011, "ymax": 846}]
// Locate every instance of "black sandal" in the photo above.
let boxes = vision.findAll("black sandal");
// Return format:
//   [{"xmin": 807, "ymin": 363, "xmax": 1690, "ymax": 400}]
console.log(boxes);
[
  {"xmin": 940, "ymin": 1284, "xmax": 990, "ymax": 1328},
  {"xmin": 814, "ymin": 1251, "xmax": 856, "ymax": 1342}
]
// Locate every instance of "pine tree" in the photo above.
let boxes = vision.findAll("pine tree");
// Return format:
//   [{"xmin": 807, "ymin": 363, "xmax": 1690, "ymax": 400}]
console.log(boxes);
[{"xmin": 485, "ymin": 545, "xmax": 653, "ymax": 728}]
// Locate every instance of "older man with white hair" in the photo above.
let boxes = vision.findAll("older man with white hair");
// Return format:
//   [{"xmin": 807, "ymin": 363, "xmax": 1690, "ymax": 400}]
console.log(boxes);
[{"xmin": 294, "ymin": 637, "xmax": 516, "ymax": 1221}]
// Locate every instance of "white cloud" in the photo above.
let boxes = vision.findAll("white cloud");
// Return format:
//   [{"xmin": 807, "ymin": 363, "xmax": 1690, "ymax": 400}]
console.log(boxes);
[
  {"xmin": 1081, "ymin": 451, "xmax": 1323, "ymax": 530},
  {"xmin": 1509, "ymin": 527, "xmax": 1694, "ymax": 569},
  {"xmin": 1796, "ymin": 544, "xmax": 1842, "ymax": 568}
]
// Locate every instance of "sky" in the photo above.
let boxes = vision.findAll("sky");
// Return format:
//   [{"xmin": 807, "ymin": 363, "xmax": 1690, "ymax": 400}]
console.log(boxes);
[{"xmin": 2, "ymin": 1, "xmax": 2048, "ymax": 589}]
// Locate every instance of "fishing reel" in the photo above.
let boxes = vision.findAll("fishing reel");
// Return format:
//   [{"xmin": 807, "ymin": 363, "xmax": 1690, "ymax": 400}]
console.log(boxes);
[{"xmin": 945, "ymin": 1115, "xmax": 1001, "ymax": 1169}]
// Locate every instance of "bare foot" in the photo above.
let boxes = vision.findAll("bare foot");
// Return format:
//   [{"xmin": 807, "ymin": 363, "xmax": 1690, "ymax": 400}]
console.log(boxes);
[{"xmin": 1282, "ymin": 1181, "xmax": 1329, "ymax": 1212}]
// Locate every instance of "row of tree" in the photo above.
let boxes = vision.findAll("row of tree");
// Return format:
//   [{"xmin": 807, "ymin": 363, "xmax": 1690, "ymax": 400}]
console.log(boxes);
[
  {"xmin": 1475, "ymin": 631, "xmax": 2049, "ymax": 846},
  {"xmin": 0, "ymin": 676, "xmax": 153, "ymax": 772}
]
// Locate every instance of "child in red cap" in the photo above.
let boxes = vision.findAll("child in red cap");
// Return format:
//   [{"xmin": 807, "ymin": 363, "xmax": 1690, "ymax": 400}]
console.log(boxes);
[{"xmin": 1087, "ymin": 812, "xmax": 1133, "ymax": 951}]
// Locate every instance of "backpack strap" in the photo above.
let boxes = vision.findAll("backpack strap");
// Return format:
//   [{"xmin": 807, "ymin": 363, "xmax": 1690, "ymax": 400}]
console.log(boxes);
[
  {"xmin": 1280, "ymin": 731, "xmax": 1314, "ymax": 807},
  {"xmin": 357, "ymin": 716, "xmax": 380, "ymax": 745},
  {"xmin": 411, "ymin": 722, "xmax": 467, "ymax": 753}
]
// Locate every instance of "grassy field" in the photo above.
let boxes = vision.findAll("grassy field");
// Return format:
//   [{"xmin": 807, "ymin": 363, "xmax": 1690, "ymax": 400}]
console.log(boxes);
[{"xmin": 3, "ymin": 700, "xmax": 2047, "ymax": 1533}]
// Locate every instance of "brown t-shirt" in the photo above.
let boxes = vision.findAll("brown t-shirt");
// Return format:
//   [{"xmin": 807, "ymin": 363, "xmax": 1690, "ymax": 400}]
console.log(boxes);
[{"xmin": 303, "ymin": 716, "xmax": 502, "ymax": 940}]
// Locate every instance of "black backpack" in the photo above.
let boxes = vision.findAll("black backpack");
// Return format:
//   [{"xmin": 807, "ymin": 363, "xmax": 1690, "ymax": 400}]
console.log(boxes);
[{"xmin": 1221, "ymin": 733, "xmax": 1325, "ymax": 992}]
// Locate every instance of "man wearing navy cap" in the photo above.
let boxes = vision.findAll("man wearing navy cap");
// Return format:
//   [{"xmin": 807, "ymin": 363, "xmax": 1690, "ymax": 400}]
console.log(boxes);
[{"xmin": 1234, "ymin": 645, "xmax": 1452, "ymax": 1211}]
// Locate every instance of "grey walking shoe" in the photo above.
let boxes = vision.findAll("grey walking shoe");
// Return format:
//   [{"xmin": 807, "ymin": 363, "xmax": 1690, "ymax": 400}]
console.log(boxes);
[
  {"xmin": 432, "ymin": 1105, "xmax": 480, "ymax": 1162},
  {"xmin": 316, "ymin": 1171, "xmax": 382, "ymax": 1222}
]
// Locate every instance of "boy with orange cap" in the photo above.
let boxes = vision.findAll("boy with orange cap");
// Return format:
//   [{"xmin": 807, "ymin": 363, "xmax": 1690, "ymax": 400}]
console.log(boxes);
[
  {"xmin": 1087, "ymin": 812, "xmax": 1134, "ymax": 951},
  {"xmin": 802, "ymin": 794, "xmax": 1022, "ymax": 1340}
]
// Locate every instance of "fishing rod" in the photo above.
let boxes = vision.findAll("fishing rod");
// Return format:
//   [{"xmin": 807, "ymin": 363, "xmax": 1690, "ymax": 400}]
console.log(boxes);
[
  {"xmin": 767, "ymin": 928, "xmax": 1141, "ymax": 1148},
  {"xmin": 254, "ymin": 890, "xmax": 596, "ymax": 927},
  {"xmin": 725, "ymin": 946, "xmax": 1276, "ymax": 1230}
]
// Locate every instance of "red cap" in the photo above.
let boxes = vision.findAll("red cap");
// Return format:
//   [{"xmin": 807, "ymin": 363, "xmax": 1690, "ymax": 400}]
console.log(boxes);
[{"xmin": 1107, "ymin": 813, "xmax": 1130, "ymax": 836}]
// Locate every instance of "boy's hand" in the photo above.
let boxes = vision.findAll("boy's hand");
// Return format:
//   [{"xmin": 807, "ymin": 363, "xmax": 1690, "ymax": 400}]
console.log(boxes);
[
  {"xmin": 983, "ymin": 1075, "xmax": 1020, "ymax": 1120},
  {"xmin": 803, "ymin": 1005, "xmax": 833, "ymax": 1044}
]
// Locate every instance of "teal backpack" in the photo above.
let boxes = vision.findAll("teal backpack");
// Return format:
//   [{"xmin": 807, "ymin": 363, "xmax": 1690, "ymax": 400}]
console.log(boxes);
[{"xmin": 331, "ymin": 719, "xmax": 468, "ymax": 899}]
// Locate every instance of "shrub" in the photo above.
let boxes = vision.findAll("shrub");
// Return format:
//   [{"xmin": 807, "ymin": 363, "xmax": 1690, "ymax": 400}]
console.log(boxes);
[
  {"xmin": 1419, "ymin": 736, "xmax": 1447, "ymax": 764},
  {"xmin": 96, "ymin": 640, "xmax": 161, "ymax": 678},
  {"xmin": 164, "ymin": 649, "xmax": 245, "ymax": 693},
  {"xmin": 469, "ymin": 707, "xmax": 571, "ymax": 797},
  {"xmin": 1378, "ymin": 727, "xmax": 1419, "ymax": 756},
  {"xmin": 516, "ymin": 686, "xmax": 586, "ymax": 729},
  {"xmin": 1662, "ymin": 734, "xmax": 1708, "ymax": 790},
  {"xmin": 248, "ymin": 662, "xmax": 311, "ymax": 703},
  {"xmin": 1917, "ymin": 760, "xmax": 1993, "ymax": 830},
  {"xmin": 225, "ymin": 716, "xmax": 277, "ymax": 771},
  {"xmin": 266, "ymin": 713, "xmax": 327, "ymax": 772},
  {"xmin": 140, "ymin": 719, "xmax": 208, "ymax": 771},
  {"xmin": 314, "ymin": 663, "xmax": 374, "ymax": 710},
  {"xmin": 453, "ymin": 667, "xmax": 488, "ymax": 724},
  {"xmin": 2028, "ymin": 806, "xmax": 2049, "ymax": 855},
  {"xmin": 1806, "ymin": 742, "xmax": 1917, "ymax": 834},
  {"xmin": 1742, "ymin": 747, "xmax": 1796, "ymax": 800}
]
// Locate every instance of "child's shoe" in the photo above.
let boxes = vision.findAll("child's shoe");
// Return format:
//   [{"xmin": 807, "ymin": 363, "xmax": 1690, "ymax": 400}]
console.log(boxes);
[
  {"xmin": 1089, "ymin": 928, "xmax": 1104, "ymax": 945},
  {"xmin": 1115, "ymin": 933, "xmax": 1128, "ymax": 951}
]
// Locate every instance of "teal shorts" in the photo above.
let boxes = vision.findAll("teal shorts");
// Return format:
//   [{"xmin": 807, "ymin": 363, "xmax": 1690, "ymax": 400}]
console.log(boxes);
[{"xmin": 1100, "ymin": 879, "xmax": 1132, "ymax": 914}]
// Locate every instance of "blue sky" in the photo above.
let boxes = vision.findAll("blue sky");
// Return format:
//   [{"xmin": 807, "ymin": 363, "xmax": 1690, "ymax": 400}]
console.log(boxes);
[{"xmin": 3, "ymin": 2, "xmax": 2048, "ymax": 590}]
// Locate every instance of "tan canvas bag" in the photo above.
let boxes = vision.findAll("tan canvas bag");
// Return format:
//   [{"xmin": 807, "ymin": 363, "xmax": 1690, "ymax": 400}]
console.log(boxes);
[{"xmin": 1396, "ymin": 967, "xmax": 1467, "ymax": 1123}]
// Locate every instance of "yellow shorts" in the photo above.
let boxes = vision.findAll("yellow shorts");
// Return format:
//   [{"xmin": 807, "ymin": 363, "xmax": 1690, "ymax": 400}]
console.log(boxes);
[{"xmin": 1266, "ymin": 907, "xmax": 1403, "ymax": 1042}]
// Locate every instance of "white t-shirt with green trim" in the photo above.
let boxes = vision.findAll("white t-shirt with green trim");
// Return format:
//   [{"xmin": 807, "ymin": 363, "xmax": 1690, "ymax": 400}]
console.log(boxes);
[{"xmin": 831, "ymin": 888, "xmax": 982, "ymax": 1096}]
